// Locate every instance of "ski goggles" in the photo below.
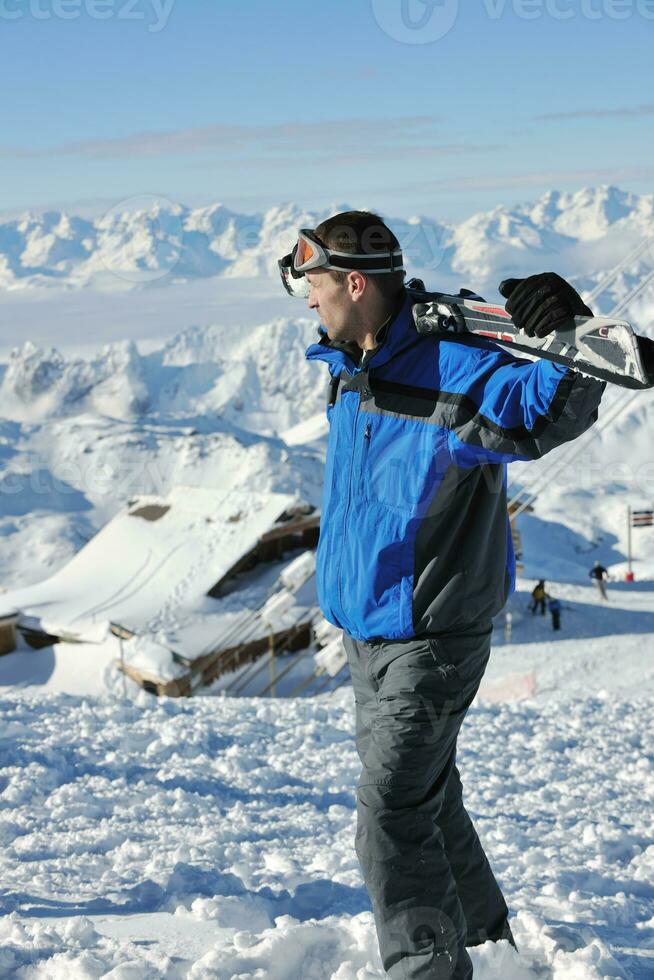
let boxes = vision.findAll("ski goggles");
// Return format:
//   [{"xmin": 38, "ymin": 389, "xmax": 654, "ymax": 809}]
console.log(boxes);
[{"xmin": 278, "ymin": 228, "xmax": 404, "ymax": 298}]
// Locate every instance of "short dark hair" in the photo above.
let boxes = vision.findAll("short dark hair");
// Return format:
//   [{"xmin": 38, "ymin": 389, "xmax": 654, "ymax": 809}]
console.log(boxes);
[{"xmin": 314, "ymin": 210, "xmax": 405, "ymax": 301}]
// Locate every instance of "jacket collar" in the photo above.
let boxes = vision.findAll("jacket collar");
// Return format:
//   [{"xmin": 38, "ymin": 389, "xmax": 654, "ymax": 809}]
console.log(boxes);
[{"xmin": 305, "ymin": 290, "xmax": 418, "ymax": 374}]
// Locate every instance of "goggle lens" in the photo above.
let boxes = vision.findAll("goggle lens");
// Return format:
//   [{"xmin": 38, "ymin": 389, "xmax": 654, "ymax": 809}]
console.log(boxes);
[
  {"xmin": 279, "ymin": 252, "xmax": 310, "ymax": 298},
  {"xmin": 296, "ymin": 236, "xmax": 316, "ymax": 269}
]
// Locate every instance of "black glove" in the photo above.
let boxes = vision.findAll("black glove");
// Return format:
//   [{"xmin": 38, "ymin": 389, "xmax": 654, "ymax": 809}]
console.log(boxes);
[
  {"xmin": 637, "ymin": 335, "xmax": 654, "ymax": 382},
  {"xmin": 499, "ymin": 272, "xmax": 593, "ymax": 338}
]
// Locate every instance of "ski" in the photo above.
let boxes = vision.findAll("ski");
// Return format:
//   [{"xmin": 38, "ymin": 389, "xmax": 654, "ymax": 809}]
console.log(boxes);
[{"xmin": 409, "ymin": 286, "xmax": 654, "ymax": 391}]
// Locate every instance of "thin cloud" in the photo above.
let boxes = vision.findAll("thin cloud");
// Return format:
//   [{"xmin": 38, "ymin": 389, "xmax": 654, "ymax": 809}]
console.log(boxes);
[
  {"xmin": 0, "ymin": 146, "xmax": 21, "ymax": 159},
  {"xmin": 538, "ymin": 104, "xmax": 654, "ymax": 121},
  {"xmin": 1, "ymin": 117, "xmax": 452, "ymax": 161},
  {"xmin": 186, "ymin": 141, "xmax": 502, "ymax": 173},
  {"xmin": 327, "ymin": 143, "xmax": 503, "ymax": 165},
  {"xmin": 0, "ymin": 196, "xmax": 129, "ymax": 222},
  {"xmin": 385, "ymin": 166, "xmax": 654, "ymax": 195}
]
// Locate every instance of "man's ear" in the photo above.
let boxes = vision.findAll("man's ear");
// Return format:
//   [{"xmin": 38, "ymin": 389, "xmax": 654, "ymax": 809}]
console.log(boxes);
[{"xmin": 348, "ymin": 270, "xmax": 367, "ymax": 302}]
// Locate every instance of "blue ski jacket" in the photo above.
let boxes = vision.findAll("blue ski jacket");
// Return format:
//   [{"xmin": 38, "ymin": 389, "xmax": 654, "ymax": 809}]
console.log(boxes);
[{"xmin": 305, "ymin": 291, "xmax": 604, "ymax": 641}]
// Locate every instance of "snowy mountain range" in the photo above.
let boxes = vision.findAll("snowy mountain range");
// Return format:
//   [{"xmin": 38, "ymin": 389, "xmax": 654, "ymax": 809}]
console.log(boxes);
[
  {"xmin": 2, "ymin": 185, "xmax": 654, "ymax": 309},
  {"xmin": 1, "ymin": 183, "xmax": 653, "ymax": 595}
]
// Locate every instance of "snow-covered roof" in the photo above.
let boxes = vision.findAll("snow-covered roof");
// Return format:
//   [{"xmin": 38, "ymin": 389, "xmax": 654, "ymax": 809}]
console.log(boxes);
[
  {"xmin": 1, "ymin": 486, "xmax": 299, "ymax": 641},
  {"xmin": 159, "ymin": 556, "xmax": 317, "ymax": 665}
]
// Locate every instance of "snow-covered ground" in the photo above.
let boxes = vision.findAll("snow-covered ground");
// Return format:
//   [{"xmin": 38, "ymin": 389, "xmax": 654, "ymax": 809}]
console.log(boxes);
[
  {"xmin": 1, "ymin": 186, "xmax": 654, "ymax": 977},
  {"xmin": 0, "ymin": 578, "xmax": 652, "ymax": 978},
  {"xmin": 1, "ymin": 630, "xmax": 653, "ymax": 978}
]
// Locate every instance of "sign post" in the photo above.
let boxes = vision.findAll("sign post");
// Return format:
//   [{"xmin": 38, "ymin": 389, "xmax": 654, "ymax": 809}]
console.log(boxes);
[{"xmin": 627, "ymin": 507, "xmax": 654, "ymax": 581}]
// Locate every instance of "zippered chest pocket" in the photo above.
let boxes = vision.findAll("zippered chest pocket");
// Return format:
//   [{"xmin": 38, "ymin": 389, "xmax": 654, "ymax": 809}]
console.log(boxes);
[
  {"xmin": 358, "ymin": 413, "xmax": 445, "ymax": 514},
  {"xmin": 361, "ymin": 418, "xmax": 372, "ymax": 466}
]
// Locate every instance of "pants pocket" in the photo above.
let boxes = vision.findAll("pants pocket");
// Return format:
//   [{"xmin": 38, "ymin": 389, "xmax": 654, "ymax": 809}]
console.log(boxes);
[
  {"xmin": 426, "ymin": 638, "xmax": 463, "ymax": 692},
  {"xmin": 428, "ymin": 630, "xmax": 492, "ymax": 705}
]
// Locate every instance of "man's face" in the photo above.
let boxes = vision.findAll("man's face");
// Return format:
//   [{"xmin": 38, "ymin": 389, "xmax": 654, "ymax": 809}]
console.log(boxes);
[{"xmin": 306, "ymin": 268, "xmax": 357, "ymax": 342}]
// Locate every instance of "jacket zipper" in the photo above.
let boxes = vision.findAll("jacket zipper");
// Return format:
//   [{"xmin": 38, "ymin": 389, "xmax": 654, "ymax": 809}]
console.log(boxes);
[
  {"xmin": 337, "ymin": 388, "xmax": 369, "ymax": 630},
  {"xmin": 360, "ymin": 421, "xmax": 371, "ymax": 494}
]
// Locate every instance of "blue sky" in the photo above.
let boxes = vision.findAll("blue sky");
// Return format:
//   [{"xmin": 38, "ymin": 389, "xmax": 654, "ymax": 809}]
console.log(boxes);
[{"xmin": 1, "ymin": 0, "xmax": 653, "ymax": 221}]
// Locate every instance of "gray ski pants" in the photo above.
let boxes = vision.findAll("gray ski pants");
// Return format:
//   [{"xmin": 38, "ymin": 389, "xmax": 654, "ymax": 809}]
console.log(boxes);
[{"xmin": 343, "ymin": 626, "xmax": 509, "ymax": 979}]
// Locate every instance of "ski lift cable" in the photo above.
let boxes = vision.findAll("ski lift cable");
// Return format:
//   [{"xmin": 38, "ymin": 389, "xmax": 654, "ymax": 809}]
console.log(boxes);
[
  {"xmin": 311, "ymin": 661, "xmax": 349, "ymax": 697},
  {"xmin": 224, "ymin": 618, "xmax": 300, "ymax": 696},
  {"xmin": 256, "ymin": 640, "xmax": 320, "ymax": 697},
  {"xmin": 197, "ymin": 551, "xmax": 316, "ymax": 660},
  {"xmin": 611, "ymin": 265, "xmax": 654, "ymax": 317},
  {"xmin": 510, "ymin": 388, "xmax": 642, "ymax": 521},
  {"xmin": 507, "ymin": 387, "xmax": 639, "ymax": 514},
  {"xmin": 198, "ymin": 583, "xmax": 286, "ymax": 659},
  {"xmin": 507, "ymin": 385, "xmax": 639, "ymax": 517},
  {"xmin": 225, "ymin": 604, "xmax": 321, "ymax": 697},
  {"xmin": 508, "ymin": 265, "xmax": 654, "ymax": 508},
  {"xmin": 584, "ymin": 238, "xmax": 649, "ymax": 303},
  {"xmin": 219, "ymin": 607, "xmax": 290, "ymax": 696},
  {"xmin": 229, "ymin": 630, "xmax": 293, "ymax": 696},
  {"xmin": 508, "ymin": 386, "xmax": 630, "ymax": 510},
  {"xmin": 225, "ymin": 646, "xmax": 274, "ymax": 696},
  {"xmin": 203, "ymin": 614, "xmax": 272, "ymax": 694},
  {"xmin": 511, "ymin": 388, "xmax": 642, "ymax": 519},
  {"xmin": 237, "ymin": 599, "xmax": 320, "ymax": 696},
  {"xmin": 287, "ymin": 666, "xmax": 327, "ymax": 698},
  {"xmin": 584, "ymin": 236, "xmax": 652, "ymax": 305}
]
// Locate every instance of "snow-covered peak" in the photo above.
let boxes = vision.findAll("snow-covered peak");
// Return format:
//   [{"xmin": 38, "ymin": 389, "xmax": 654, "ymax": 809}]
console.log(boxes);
[
  {"xmin": 0, "ymin": 337, "xmax": 148, "ymax": 421},
  {"xmin": 527, "ymin": 184, "xmax": 649, "ymax": 240},
  {"xmin": 1, "ymin": 186, "xmax": 653, "ymax": 299},
  {"xmin": 0, "ymin": 316, "xmax": 321, "ymax": 431}
]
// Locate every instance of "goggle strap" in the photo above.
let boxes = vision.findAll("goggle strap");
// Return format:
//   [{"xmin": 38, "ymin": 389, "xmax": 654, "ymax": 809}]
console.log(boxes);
[
  {"xmin": 323, "ymin": 251, "xmax": 404, "ymax": 273},
  {"xmin": 324, "ymin": 247, "xmax": 403, "ymax": 259}
]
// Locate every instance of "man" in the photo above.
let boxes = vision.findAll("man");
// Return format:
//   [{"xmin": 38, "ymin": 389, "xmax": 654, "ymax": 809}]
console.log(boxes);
[
  {"xmin": 530, "ymin": 580, "xmax": 547, "ymax": 615},
  {"xmin": 590, "ymin": 560, "xmax": 610, "ymax": 600},
  {"xmin": 279, "ymin": 211, "xmax": 604, "ymax": 979}
]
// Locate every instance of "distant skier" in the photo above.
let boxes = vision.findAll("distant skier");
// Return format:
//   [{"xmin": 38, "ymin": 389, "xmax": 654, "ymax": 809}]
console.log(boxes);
[
  {"xmin": 530, "ymin": 580, "xmax": 547, "ymax": 615},
  {"xmin": 590, "ymin": 560, "xmax": 609, "ymax": 600},
  {"xmin": 548, "ymin": 596, "xmax": 562, "ymax": 631}
]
